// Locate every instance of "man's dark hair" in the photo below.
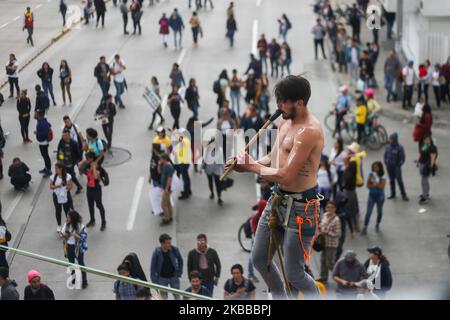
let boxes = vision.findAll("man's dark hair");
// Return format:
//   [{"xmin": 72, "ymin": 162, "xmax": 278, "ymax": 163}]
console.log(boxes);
[
  {"xmin": 0, "ymin": 266, "xmax": 9, "ymax": 280},
  {"xmin": 230, "ymin": 264, "xmax": 243, "ymax": 274},
  {"xmin": 274, "ymin": 75, "xmax": 311, "ymax": 106},
  {"xmin": 159, "ymin": 233, "xmax": 172, "ymax": 244},
  {"xmin": 189, "ymin": 270, "xmax": 202, "ymax": 281},
  {"xmin": 86, "ymin": 128, "xmax": 98, "ymax": 139},
  {"xmin": 197, "ymin": 233, "xmax": 207, "ymax": 241},
  {"xmin": 63, "ymin": 115, "xmax": 71, "ymax": 121},
  {"xmin": 136, "ymin": 287, "xmax": 151, "ymax": 298},
  {"xmin": 62, "ymin": 129, "xmax": 71, "ymax": 135},
  {"xmin": 35, "ymin": 84, "xmax": 41, "ymax": 91},
  {"xmin": 117, "ymin": 263, "xmax": 130, "ymax": 272}
]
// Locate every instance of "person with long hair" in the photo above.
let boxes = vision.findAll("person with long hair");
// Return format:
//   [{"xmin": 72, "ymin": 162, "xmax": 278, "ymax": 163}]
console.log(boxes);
[
  {"xmin": 330, "ymin": 137, "xmax": 347, "ymax": 194},
  {"xmin": 217, "ymin": 70, "xmax": 229, "ymax": 108},
  {"xmin": 202, "ymin": 138, "xmax": 224, "ymax": 205},
  {"xmin": 147, "ymin": 77, "xmax": 165, "ymax": 130},
  {"xmin": 60, "ymin": 210, "xmax": 88, "ymax": 289},
  {"xmin": 37, "ymin": 62, "xmax": 57, "ymax": 106},
  {"xmin": 59, "ymin": 60, "xmax": 72, "ymax": 105},
  {"xmin": 159, "ymin": 13, "xmax": 170, "ymax": 48},
  {"xmin": 278, "ymin": 14, "xmax": 291, "ymax": 42},
  {"xmin": 185, "ymin": 78, "xmax": 200, "ymax": 117},
  {"xmin": 167, "ymin": 85, "xmax": 183, "ymax": 130},
  {"xmin": 317, "ymin": 155, "xmax": 337, "ymax": 210},
  {"xmin": 360, "ymin": 247, "xmax": 392, "ymax": 299},
  {"xmin": 50, "ymin": 163, "xmax": 74, "ymax": 232},
  {"xmin": 362, "ymin": 162, "xmax": 386, "ymax": 235},
  {"xmin": 16, "ymin": 89, "xmax": 32, "ymax": 143},
  {"xmin": 414, "ymin": 104, "xmax": 433, "ymax": 150}
]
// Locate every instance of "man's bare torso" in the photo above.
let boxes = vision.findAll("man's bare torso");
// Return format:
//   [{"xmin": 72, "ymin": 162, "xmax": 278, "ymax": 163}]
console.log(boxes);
[{"xmin": 272, "ymin": 113, "xmax": 324, "ymax": 192}]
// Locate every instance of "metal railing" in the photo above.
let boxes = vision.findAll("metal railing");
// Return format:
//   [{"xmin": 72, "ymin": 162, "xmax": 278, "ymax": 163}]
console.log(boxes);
[{"xmin": 0, "ymin": 244, "xmax": 214, "ymax": 300}]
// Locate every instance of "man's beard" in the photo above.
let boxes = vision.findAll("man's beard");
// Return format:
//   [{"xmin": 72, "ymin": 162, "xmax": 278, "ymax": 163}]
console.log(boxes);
[{"xmin": 281, "ymin": 106, "xmax": 296, "ymax": 120}]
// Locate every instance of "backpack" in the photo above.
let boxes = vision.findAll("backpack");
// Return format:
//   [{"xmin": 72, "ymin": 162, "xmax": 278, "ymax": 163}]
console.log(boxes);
[
  {"xmin": 0, "ymin": 125, "xmax": 6, "ymax": 149},
  {"xmin": 98, "ymin": 166, "xmax": 110, "ymax": 186},
  {"xmin": 213, "ymin": 80, "xmax": 221, "ymax": 94},
  {"xmin": 95, "ymin": 138, "xmax": 108, "ymax": 152},
  {"xmin": 47, "ymin": 123, "xmax": 53, "ymax": 142}
]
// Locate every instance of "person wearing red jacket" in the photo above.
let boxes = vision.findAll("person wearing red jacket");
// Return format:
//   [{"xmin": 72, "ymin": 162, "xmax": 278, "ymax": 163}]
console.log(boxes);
[
  {"xmin": 413, "ymin": 104, "xmax": 433, "ymax": 151},
  {"xmin": 23, "ymin": 7, "xmax": 34, "ymax": 46}
]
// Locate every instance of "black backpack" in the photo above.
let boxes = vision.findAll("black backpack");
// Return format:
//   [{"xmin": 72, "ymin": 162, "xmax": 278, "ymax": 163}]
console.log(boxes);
[
  {"xmin": 98, "ymin": 166, "xmax": 110, "ymax": 186},
  {"xmin": 213, "ymin": 80, "xmax": 221, "ymax": 94}
]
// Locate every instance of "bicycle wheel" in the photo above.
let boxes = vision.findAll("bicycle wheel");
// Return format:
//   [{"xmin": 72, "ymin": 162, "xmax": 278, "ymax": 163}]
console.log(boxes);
[
  {"xmin": 238, "ymin": 223, "xmax": 252, "ymax": 253},
  {"xmin": 324, "ymin": 111, "xmax": 336, "ymax": 133},
  {"xmin": 377, "ymin": 125, "xmax": 388, "ymax": 145},
  {"xmin": 366, "ymin": 129, "xmax": 385, "ymax": 150}
]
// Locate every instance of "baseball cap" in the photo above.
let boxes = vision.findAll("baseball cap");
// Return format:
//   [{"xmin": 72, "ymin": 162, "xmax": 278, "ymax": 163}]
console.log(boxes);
[
  {"xmin": 367, "ymin": 246, "xmax": 382, "ymax": 256},
  {"xmin": 156, "ymin": 126, "xmax": 165, "ymax": 134},
  {"xmin": 408, "ymin": 59, "xmax": 414, "ymax": 65}
]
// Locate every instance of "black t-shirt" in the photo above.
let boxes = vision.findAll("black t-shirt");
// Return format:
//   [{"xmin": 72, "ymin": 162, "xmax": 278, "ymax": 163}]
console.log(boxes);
[
  {"xmin": 168, "ymin": 93, "xmax": 182, "ymax": 109},
  {"xmin": 160, "ymin": 251, "xmax": 175, "ymax": 278},
  {"xmin": 224, "ymin": 277, "xmax": 256, "ymax": 300},
  {"xmin": 150, "ymin": 155, "xmax": 161, "ymax": 185},
  {"xmin": 419, "ymin": 145, "xmax": 437, "ymax": 165}
]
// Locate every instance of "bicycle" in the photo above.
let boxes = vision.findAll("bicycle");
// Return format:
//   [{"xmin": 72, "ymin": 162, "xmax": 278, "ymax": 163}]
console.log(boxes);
[
  {"xmin": 238, "ymin": 219, "xmax": 253, "ymax": 253},
  {"xmin": 324, "ymin": 107, "xmax": 354, "ymax": 141}
]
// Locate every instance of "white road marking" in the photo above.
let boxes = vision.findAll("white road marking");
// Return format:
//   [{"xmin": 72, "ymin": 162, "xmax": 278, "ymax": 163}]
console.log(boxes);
[
  {"xmin": 127, "ymin": 177, "xmax": 145, "ymax": 230},
  {"xmin": 13, "ymin": 16, "xmax": 21, "ymax": 21},
  {"xmin": 177, "ymin": 48, "xmax": 186, "ymax": 65},
  {"xmin": 4, "ymin": 193, "xmax": 25, "ymax": 221},
  {"xmin": 69, "ymin": 100, "xmax": 83, "ymax": 120},
  {"xmin": 0, "ymin": 23, "xmax": 8, "ymax": 29},
  {"xmin": 252, "ymin": 20, "xmax": 258, "ymax": 55},
  {"xmin": 256, "ymin": 0, "xmax": 263, "ymax": 7}
]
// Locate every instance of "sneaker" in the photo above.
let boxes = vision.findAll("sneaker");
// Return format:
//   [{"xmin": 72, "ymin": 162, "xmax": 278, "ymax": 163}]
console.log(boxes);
[
  {"xmin": 100, "ymin": 222, "xmax": 106, "ymax": 231},
  {"xmin": 218, "ymin": 199, "xmax": 223, "ymax": 206},
  {"xmin": 86, "ymin": 220, "xmax": 96, "ymax": 228},
  {"xmin": 43, "ymin": 170, "xmax": 52, "ymax": 177},
  {"xmin": 56, "ymin": 225, "xmax": 62, "ymax": 233},
  {"xmin": 402, "ymin": 195, "xmax": 409, "ymax": 202},
  {"xmin": 387, "ymin": 195, "xmax": 396, "ymax": 200},
  {"xmin": 160, "ymin": 219, "xmax": 172, "ymax": 226},
  {"xmin": 39, "ymin": 169, "xmax": 47, "ymax": 174},
  {"xmin": 209, "ymin": 193, "xmax": 214, "ymax": 199},
  {"xmin": 178, "ymin": 193, "xmax": 190, "ymax": 200},
  {"xmin": 82, "ymin": 282, "xmax": 88, "ymax": 289},
  {"xmin": 419, "ymin": 196, "xmax": 428, "ymax": 204}
]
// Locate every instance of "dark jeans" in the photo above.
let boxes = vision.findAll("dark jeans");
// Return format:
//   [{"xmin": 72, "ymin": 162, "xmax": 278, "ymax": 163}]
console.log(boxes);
[
  {"xmin": 207, "ymin": 174, "xmax": 221, "ymax": 198},
  {"xmin": 387, "ymin": 165, "xmax": 407, "ymax": 197},
  {"xmin": 203, "ymin": 281, "xmax": 214, "ymax": 296},
  {"xmin": 226, "ymin": 30, "xmax": 235, "ymax": 47},
  {"xmin": 384, "ymin": 74, "xmax": 396, "ymax": 101},
  {"xmin": 175, "ymin": 164, "xmax": 191, "ymax": 194},
  {"xmin": 192, "ymin": 27, "xmax": 199, "ymax": 43},
  {"xmin": 150, "ymin": 106, "xmax": 164, "ymax": 127},
  {"xmin": 8, "ymin": 77, "xmax": 20, "ymax": 97},
  {"xmin": 314, "ymin": 39, "xmax": 327, "ymax": 59},
  {"xmin": 99, "ymin": 81, "xmax": 110, "ymax": 101},
  {"xmin": 67, "ymin": 244, "xmax": 87, "ymax": 285},
  {"xmin": 19, "ymin": 116, "xmax": 30, "ymax": 140},
  {"xmin": 270, "ymin": 58, "xmax": 279, "ymax": 77},
  {"xmin": 26, "ymin": 26, "xmax": 33, "ymax": 45},
  {"xmin": 96, "ymin": 11, "xmax": 105, "ymax": 27},
  {"xmin": 170, "ymin": 105, "xmax": 180, "ymax": 129},
  {"xmin": 259, "ymin": 52, "xmax": 268, "ymax": 73},
  {"xmin": 87, "ymin": 186, "xmax": 106, "ymax": 223},
  {"xmin": 364, "ymin": 193, "xmax": 385, "ymax": 227},
  {"xmin": 114, "ymin": 81, "xmax": 125, "ymax": 107},
  {"xmin": 357, "ymin": 123, "xmax": 365, "ymax": 144},
  {"xmin": 433, "ymin": 85, "xmax": 441, "ymax": 107},
  {"xmin": 66, "ymin": 166, "xmax": 82, "ymax": 189},
  {"xmin": 39, "ymin": 144, "xmax": 51, "ymax": 171},
  {"xmin": 122, "ymin": 14, "xmax": 128, "ymax": 33},
  {"xmin": 102, "ymin": 121, "xmax": 113, "ymax": 149},
  {"xmin": 11, "ymin": 175, "xmax": 31, "ymax": 190},
  {"xmin": 132, "ymin": 17, "xmax": 142, "ymax": 34},
  {"xmin": 42, "ymin": 80, "xmax": 56, "ymax": 104},
  {"xmin": 53, "ymin": 193, "xmax": 73, "ymax": 226},
  {"xmin": 402, "ymin": 85, "xmax": 413, "ymax": 108}
]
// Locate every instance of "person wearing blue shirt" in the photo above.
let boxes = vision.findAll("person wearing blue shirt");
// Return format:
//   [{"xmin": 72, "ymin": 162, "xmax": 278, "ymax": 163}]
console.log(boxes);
[
  {"xmin": 34, "ymin": 110, "xmax": 52, "ymax": 177},
  {"xmin": 169, "ymin": 8, "xmax": 185, "ymax": 49},
  {"xmin": 333, "ymin": 86, "xmax": 352, "ymax": 138}
]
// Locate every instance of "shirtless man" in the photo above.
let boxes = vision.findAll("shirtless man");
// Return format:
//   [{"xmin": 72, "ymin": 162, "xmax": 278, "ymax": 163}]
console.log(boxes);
[{"xmin": 225, "ymin": 75, "xmax": 324, "ymax": 299}]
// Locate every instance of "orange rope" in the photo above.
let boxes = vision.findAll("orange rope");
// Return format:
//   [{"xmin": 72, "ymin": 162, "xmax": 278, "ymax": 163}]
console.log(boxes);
[{"xmin": 296, "ymin": 199, "xmax": 320, "ymax": 269}]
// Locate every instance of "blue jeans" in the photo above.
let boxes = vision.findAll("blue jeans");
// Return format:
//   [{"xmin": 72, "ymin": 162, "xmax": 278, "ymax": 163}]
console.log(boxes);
[
  {"xmin": 259, "ymin": 52, "xmax": 268, "ymax": 73},
  {"xmin": 173, "ymin": 30, "xmax": 182, "ymax": 48},
  {"xmin": 252, "ymin": 197, "xmax": 320, "ymax": 299},
  {"xmin": 364, "ymin": 193, "xmax": 385, "ymax": 227},
  {"xmin": 99, "ymin": 81, "xmax": 110, "ymax": 101},
  {"xmin": 230, "ymin": 89, "xmax": 241, "ymax": 116},
  {"xmin": 157, "ymin": 276, "xmax": 180, "ymax": 300},
  {"xmin": 175, "ymin": 164, "xmax": 191, "ymax": 194},
  {"xmin": 114, "ymin": 80, "xmax": 125, "ymax": 106},
  {"xmin": 384, "ymin": 74, "xmax": 395, "ymax": 101},
  {"xmin": 387, "ymin": 165, "xmax": 407, "ymax": 197},
  {"xmin": 226, "ymin": 30, "xmax": 235, "ymax": 47},
  {"xmin": 203, "ymin": 281, "xmax": 214, "ymax": 296},
  {"xmin": 42, "ymin": 80, "xmax": 56, "ymax": 104}
]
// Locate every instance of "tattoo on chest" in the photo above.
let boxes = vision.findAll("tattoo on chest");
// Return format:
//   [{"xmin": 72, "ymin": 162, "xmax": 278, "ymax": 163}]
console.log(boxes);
[{"xmin": 298, "ymin": 160, "xmax": 311, "ymax": 177}]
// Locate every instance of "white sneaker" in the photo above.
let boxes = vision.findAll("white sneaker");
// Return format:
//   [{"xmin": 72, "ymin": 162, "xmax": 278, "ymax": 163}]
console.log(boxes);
[{"xmin": 56, "ymin": 225, "xmax": 62, "ymax": 233}]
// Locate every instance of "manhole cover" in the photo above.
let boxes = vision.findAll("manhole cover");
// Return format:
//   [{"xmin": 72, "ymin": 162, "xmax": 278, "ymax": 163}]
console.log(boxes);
[{"xmin": 102, "ymin": 147, "xmax": 132, "ymax": 167}]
